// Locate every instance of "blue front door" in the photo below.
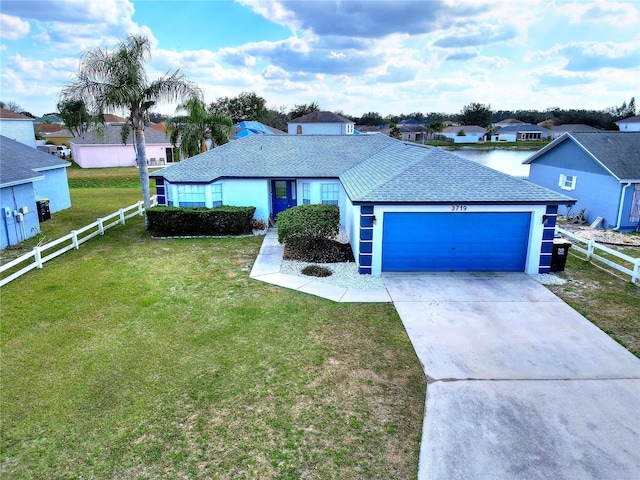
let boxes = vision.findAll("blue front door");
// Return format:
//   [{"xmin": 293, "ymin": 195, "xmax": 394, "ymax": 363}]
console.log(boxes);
[{"xmin": 271, "ymin": 180, "xmax": 297, "ymax": 216}]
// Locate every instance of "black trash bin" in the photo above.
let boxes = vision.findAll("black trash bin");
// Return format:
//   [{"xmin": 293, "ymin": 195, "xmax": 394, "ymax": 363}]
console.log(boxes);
[
  {"xmin": 36, "ymin": 198, "xmax": 51, "ymax": 222},
  {"xmin": 551, "ymin": 239, "xmax": 571, "ymax": 272}
]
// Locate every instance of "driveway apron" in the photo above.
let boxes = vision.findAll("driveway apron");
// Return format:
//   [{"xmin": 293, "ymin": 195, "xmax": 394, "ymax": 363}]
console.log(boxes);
[{"xmin": 383, "ymin": 272, "xmax": 640, "ymax": 480}]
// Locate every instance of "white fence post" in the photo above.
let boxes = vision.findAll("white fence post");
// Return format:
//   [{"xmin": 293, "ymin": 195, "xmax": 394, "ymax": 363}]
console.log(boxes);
[
  {"xmin": 98, "ymin": 218, "xmax": 104, "ymax": 235},
  {"xmin": 138, "ymin": 201, "xmax": 144, "ymax": 216},
  {"xmin": 633, "ymin": 259, "xmax": 640, "ymax": 284},
  {"xmin": 71, "ymin": 230, "xmax": 79, "ymax": 249},
  {"xmin": 587, "ymin": 240, "xmax": 594, "ymax": 260},
  {"xmin": 119, "ymin": 209, "xmax": 125, "ymax": 225},
  {"xmin": 34, "ymin": 246, "xmax": 43, "ymax": 269}
]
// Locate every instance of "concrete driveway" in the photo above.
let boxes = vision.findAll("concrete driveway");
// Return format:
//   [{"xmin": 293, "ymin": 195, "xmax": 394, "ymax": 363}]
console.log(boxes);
[{"xmin": 383, "ymin": 272, "xmax": 640, "ymax": 480}]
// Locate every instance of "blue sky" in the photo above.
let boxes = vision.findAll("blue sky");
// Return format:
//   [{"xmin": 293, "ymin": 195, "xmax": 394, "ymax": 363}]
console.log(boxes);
[{"xmin": 1, "ymin": 0, "xmax": 638, "ymax": 118}]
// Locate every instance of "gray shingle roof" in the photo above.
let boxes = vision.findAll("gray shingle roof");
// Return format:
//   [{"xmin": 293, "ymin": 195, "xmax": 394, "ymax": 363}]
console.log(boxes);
[
  {"xmin": 152, "ymin": 134, "xmax": 574, "ymax": 204},
  {"xmin": 1, "ymin": 135, "xmax": 70, "ymax": 187},
  {"xmin": 549, "ymin": 124, "xmax": 600, "ymax": 133},
  {"xmin": 495, "ymin": 124, "xmax": 550, "ymax": 134},
  {"xmin": 525, "ymin": 132, "xmax": 640, "ymax": 181},
  {"xmin": 289, "ymin": 111, "xmax": 354, "ymax": 124},
  {"xmin": 70, "ymin": 124, "xmax": 171, "ymax": 145}
]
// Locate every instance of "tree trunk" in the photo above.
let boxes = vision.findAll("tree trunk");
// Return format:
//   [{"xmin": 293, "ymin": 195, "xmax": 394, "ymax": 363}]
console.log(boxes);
[{"xmin": 135, "ymin": 126, "xmax": 151, "ymax": 209}]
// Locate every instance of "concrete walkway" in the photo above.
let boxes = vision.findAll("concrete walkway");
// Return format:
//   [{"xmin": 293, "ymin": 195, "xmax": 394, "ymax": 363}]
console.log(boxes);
[
  {"xmin": 249, "ymin": 228, "xmax": 391, "ymax": 302},
  {"xmin": 250, "ymin": 232, "xmax": 640, "ymax": 479},
  {"xmin": 384, "ymin": 272, "xmax": 640, "ymax": 480}
]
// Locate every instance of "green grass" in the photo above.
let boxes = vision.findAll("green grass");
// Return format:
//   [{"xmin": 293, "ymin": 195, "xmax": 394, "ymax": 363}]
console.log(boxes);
[
  {"xmin": 0, "ymin": 189, "xmax": 144, "ymax": 264},
  {"xmin": 66, "ymin": 163, "xmax": 152, "ymax": 189},
  {"xmin": 548, "ymin": 253, "xmax": 640, "ymax": 357},
  {"xmin": 1, "ymin": 217, "xmax": 425, "ymax": 478}
]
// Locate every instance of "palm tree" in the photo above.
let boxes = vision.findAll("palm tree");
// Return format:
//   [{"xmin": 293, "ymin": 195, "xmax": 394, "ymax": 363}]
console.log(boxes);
[
  {"xmin": 166, "ymin": 98, "xmax": 232, "ymax": 159},
  {"xmin": 59, "ymin": 35, "xmax": 200, "ymax": 208}
]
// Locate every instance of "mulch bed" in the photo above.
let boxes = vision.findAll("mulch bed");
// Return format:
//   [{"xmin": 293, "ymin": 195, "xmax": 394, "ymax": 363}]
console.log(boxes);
[{"xmin": 283, "ymin": 239, "xmax": 355, "ymax": 263}]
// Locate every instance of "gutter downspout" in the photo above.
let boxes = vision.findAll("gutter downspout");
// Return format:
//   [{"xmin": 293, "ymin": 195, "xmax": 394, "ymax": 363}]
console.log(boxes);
[{"xmin": 613, "ymin": 182, "xmax": 632, "ymax": 231}]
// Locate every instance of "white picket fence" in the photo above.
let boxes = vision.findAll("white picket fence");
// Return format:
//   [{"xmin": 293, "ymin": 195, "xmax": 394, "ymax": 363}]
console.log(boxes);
[
  {"xmin": 556, "ymin": 227, "xmax": 640, "ymax": 284},
  {"xmin": 0, "ymin": 197, "xmax": 157, "ymax": 287}
]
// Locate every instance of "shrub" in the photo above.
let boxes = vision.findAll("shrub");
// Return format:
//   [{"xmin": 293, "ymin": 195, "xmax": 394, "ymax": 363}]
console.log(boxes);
[
  {"xmin": 301, "ymin": 265, "xmax": 332, "ymax": 277},
  {"xmin": 277, "ymin": 204, "xmax": 339, "ymax": 250},
  {"xmin": 252, "ymin": 218, "xmax": 267, "ymax": 231},
  {"xmin": 146, "ymin": 206, "xmax": 256, "ymax": 236}
]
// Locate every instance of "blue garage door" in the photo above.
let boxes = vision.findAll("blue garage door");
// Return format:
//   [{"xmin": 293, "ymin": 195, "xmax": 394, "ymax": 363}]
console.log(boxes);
[{"xmin": 382, "ymin": 212, "xmax": 531, "ymax": 271}]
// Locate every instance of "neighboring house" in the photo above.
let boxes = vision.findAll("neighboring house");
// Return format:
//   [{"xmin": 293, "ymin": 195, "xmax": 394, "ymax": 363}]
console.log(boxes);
[
  {"xmin": 525, "ymin": 132, "xmax": 640, "ymax": 231},
  {"xmin": 40, "ymin": 128, "xmax": 74, "ymax": 147},
  {"xmin": 234, "ymin": 121, "xmax": 286, "ymax": 139},
  {"xmin": 615, "ymin": 114, "xmax": 640, "ymax": 132},
  {"xmin": 0, "ymin": 108, "xmax": 36, "ymax": 148},
  {"xmin": 151, "ymin": 135, "xmax": 574, "ymax": 275},
  {"xmin": 397, "ymin": 119, "xmax": 425, "ymax": 142},
  {"xmin": 492, "ymin": 124, "xmax": 551, "ymax": 142},
  {"xmin": 494, "ymin": 118, "xmax": 527, "ymax": 127},
  {"xmin": 549, "ymin": 124, "xmax": 600, "ymax": 139},
  {"xmin": 355, "ymin": 125, "xmax": 390, "ymax": 135},
  {"xmin": 0, "ymin": 136, "xmax": 71, "ymax": 249},
  {"xmin": 441, "ymin": 125, "xmax": 487, "ymax": 143},
  {"xmin": 288, "ymin": 111, "xmax": 355, "ymax": 135},
  {"xmin": 70, "ymin": 124, "xmax": 175, "ymax": 168}
]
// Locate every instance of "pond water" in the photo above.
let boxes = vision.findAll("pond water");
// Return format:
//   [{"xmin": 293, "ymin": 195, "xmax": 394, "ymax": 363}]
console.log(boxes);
[{"xmin": 452, "ymin": 148, "xmax": 536, "ymax": 177}]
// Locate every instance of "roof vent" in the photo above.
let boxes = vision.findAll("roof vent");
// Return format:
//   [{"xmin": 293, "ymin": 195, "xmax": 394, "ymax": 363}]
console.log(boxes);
[{"xmin": 606, "ymin": 135, "xmax": 611, "ymax": 142}]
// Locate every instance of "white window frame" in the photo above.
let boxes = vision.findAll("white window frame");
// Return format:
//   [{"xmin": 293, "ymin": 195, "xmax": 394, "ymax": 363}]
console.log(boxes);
[
  {"xmin": 302, "ymin": 182, "xmax": 311, "ymax": 204},
  {"xmin": 177, "ymin": 184, "xmax": 206, "ymax": 207},
  {"xmin": 559, "ymin": 174, "xmax": 577, "ymax": 191},
  {"xmin": 321, "ymin": 183, "xmax": 339, "ymax": 205},
  {"xmin": 211, "ymin": 184, "xmax": 222, "ymax": 207}
]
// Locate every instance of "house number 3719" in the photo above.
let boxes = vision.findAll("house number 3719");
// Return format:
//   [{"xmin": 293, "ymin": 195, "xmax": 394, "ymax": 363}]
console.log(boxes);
[{"xmin": 451, "ymin": 205, "xmax": 468, "ymax": 211}]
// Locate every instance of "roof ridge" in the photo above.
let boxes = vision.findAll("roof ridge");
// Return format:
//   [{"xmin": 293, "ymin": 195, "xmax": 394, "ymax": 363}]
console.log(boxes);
[{"xmin": 341, "ymin": 142, "xmax": 431, "ymax": 198}]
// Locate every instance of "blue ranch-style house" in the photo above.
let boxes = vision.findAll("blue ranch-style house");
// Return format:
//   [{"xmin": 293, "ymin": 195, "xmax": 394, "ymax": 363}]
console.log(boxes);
[
  {"xmin": 525, "ymin": 132, "xmax": 640, "ymax": 231},
  {"xmin": 1, "ymin": 136, "xmax": 71, "ymax": 249},
  {"xmin": 151, "ymin": 135, "xmax": 574, "ymax": 275}
]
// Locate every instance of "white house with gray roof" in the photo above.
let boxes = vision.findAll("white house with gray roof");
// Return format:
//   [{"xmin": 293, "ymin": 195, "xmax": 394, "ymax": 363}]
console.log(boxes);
[
  {"xmin": 288, "ymin": 111, "xmax": 355, "ymax": 135},
  {"xmin": 615, "ymin": 114, "xmax": 640, "ymax": 132},
  {"xmin": 525, "ymin": 132, "xmax": 640, "ymax": 230},
  {"xmin": 151, "ymin": 135, "xmax": 574, "ymax": 275}
]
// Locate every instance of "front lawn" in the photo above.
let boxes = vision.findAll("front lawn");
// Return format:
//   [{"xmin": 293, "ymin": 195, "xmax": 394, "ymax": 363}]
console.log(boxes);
[{"xmin": 1, "ymin": 218, "xmax": 425, "ymax": 479}]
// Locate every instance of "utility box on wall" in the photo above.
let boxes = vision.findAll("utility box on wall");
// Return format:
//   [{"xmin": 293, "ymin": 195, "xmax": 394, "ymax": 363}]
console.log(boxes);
[{"xmin": 36, "ymin": 198, "xmax": 51, "ymax": 222}]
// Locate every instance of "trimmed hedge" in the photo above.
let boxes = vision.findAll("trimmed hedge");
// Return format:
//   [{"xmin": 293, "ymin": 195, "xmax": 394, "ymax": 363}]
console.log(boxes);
[
  {"xmin": 277, "ymin": 204, "xmax": 339, "ymax": 250},
  {"xmin": 146, "ymin": 206, "xmax": 256, "ymax": 236}
]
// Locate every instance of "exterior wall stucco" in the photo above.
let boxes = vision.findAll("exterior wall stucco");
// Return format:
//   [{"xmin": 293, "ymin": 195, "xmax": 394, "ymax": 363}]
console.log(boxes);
[
  {"xmin": 1, "ymin": 183, "xmax": 39, "ymax": 249},
  {"xmin": 0, "ymin": 120, "xmax": 36, "ymax": 148},
  {"xmin": 287, "ymin": 123, "xmax": 353, "ymax": 135},
  {"xmin": 221, "ymin": 179, "xmax": 270, "ymax": 221},
  {"xmin": 366, "ymin": 203, "xmax": 547, "ymax": 276},
  {"xmin": 32, "ymin": 167, "xmax": 72, "ymax": 213}
]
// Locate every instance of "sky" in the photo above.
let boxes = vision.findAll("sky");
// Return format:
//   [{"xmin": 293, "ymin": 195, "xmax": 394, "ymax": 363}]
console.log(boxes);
[{"xmin": 1, "ymin": 0, "xmax": 639, "ymax": 119}]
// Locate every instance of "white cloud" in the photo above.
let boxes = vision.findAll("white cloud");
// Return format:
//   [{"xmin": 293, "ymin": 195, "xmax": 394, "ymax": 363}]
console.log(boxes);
[
  {"xmin": 558, "ymin": 0, "xmax": 639, "ymax": 27},
  {"xmin": 0, "ymin": 14, "xmax": 30, "ymax": 40}
]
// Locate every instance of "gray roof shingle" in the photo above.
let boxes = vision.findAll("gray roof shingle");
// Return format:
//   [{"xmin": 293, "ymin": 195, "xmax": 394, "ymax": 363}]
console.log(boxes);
[
  {"xmin": 70, "ymin": 124, "xmax": 171, "ymax": 145},
  {"xmin": 288, "ymin": 111, "xmax": 354, "ymax": 124},
  {"xmin": 152, "ymin": 134, "xmax": 574, "ymax": 204},
  {"xmin": 1, "ymin": 135, "xmax": 70, "ymax": 187},
  {"xmin": 525, "ymin": 132, "xmax": 640, "ymax": 181}
]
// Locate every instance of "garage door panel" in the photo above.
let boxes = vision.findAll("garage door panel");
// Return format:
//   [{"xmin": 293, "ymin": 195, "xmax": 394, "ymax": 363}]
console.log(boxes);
[{"xmin": 382, "ymin": 212, "xmax": 531, "ymax": 272}]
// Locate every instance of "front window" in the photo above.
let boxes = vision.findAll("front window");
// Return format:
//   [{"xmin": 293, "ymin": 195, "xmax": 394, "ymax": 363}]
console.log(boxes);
[
  {"xmin": 303, "ymin": 182, "xmax": 311, "ymax": 204},
  {"xmin": 212, "ymin": 184, "xmax": 222, "ymax": 207},
  {"xmin": 321, "ymin": 183, "xmax": 339, "ymax": 205},
  {"xmin": 177, "ymin": 184, "xmax": 206, "ymax": 207}
]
